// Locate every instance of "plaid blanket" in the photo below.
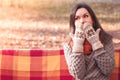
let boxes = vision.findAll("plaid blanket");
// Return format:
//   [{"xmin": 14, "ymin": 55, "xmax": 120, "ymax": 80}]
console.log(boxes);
[
  {"xmin": 0, "ymin": 49, "xmax": 119, "ymax": 80},
  {"xmin": 110, "ymin": 49, "xmax": 120, "ymax": 80}
]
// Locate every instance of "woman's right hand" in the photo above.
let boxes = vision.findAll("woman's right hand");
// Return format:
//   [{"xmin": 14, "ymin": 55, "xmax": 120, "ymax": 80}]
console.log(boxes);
[{"xmin": 72, "ymin": 23, "xmax": 85, "ymax": 53}]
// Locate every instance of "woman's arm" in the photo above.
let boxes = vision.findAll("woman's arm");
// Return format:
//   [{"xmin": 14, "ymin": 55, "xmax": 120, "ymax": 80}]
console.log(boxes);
[
  {"xmin": 93, "ymin": 40, "xmax": 115, "ymax": 76},
  {"xmin": 63, "ymin": 43, "xmax": 86, "ymax": 80},
  {"xmin": 83, "ymin": 23, "xmax": 115, "ymax": 76}
]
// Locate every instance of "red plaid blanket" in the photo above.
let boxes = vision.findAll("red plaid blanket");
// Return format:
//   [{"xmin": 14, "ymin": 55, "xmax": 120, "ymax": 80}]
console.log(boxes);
[
  {"xmin": 110, "ymin": 49, "xmax": 120, "ymax": 80},
  {"xmin": 0, "ymin": 49, "xmax": 119, "ymax": 80}
]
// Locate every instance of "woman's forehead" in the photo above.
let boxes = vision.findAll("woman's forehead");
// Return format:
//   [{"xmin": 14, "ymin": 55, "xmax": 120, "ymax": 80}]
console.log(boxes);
[{"xmin": 76, "ymin": 8, "xmax": 89, "ymax": 16}]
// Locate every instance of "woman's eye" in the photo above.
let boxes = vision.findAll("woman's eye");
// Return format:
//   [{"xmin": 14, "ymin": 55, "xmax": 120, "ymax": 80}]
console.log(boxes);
[
  {"xmin": 75, "ymin": 17, "xmax": 79, "ymax": 20},
  {"xmin": 84, "ymin": 15, "xmax": 89, "ymax": 18}
]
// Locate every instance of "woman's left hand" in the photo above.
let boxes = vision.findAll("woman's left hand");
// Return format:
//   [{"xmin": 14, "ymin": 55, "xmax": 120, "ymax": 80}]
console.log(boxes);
[{"xmin": 83, "ymin": 23, "xmax": 103, "ymax": 51}]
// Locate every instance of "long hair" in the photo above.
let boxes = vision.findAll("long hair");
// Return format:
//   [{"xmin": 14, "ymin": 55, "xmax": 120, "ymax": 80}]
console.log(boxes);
[{"xmin": 69, "ymin": 3, "xmax": 112, "ymax": 44}]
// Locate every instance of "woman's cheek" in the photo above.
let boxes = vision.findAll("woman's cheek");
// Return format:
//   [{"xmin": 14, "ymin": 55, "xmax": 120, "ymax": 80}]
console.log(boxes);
[{"xmin": 85, "ymin": 20, "xmax": 93, "ymax": 26}]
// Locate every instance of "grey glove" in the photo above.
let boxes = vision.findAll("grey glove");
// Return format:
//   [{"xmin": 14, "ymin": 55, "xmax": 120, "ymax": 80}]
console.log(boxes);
[
  {"xmin": 72, "ymin": 23, "xmax": 85, "ymax": 53},
  {"xmin": 83, "ymin": 23, "xmax": 103, "ymax": 51}
]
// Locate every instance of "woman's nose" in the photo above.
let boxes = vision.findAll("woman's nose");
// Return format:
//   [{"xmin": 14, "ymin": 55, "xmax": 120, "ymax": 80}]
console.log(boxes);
[{"xmin": 79, "ymin": 18, "xmax": 84, "ymax": 24}]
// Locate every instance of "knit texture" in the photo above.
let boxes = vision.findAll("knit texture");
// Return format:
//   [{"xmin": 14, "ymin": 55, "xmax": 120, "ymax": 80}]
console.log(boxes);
[
  {"xmin": 70, "ymin": 39, "xmax": 92, "ymax": 55},
  {"xmin": 63, "ymin": 39, "xmax": 115, "ymax": 80}
]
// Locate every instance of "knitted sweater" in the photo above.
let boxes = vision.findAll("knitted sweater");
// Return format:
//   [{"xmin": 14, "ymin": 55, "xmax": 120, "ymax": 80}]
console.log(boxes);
[{"xmin": 63, "ymin": 40, "xmax": 115, "ymax": 80}]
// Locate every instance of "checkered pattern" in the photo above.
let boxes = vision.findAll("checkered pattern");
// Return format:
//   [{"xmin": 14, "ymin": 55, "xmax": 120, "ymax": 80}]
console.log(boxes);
[
  {"xmin": 110, "ymin": 49, "xmax": 120, "ymax": 80},
  {"xmin": 0, "ymin": 49, "xmax": 119, "ymax": 80}
]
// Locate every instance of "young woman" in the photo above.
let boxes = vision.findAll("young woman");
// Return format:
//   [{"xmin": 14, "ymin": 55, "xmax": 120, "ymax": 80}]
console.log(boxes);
[{"xmin": 63, "ymin": 3, "xmax": 115, "ymax": 80}]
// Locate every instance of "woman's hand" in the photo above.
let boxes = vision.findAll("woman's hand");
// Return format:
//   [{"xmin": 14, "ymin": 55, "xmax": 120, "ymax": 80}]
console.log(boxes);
[
  {"xmin": 72, "ymin": 23, "xmax": 85, "ymax": 53},
  {"xmin": 83, "ymin": 23, "xmax": 103, "ymax": 51}
]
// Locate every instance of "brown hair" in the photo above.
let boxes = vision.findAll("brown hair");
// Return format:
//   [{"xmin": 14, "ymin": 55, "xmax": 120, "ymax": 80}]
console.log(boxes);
[{"xmin": 69, "ymin": 3, "xmax": 112, "ymax": 44}]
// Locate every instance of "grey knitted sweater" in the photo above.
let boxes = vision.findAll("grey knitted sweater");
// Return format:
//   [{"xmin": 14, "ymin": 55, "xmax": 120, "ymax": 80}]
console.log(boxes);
[{"xmin": 63, "ymin": 40, "xmax": 115, "ymax": 80}]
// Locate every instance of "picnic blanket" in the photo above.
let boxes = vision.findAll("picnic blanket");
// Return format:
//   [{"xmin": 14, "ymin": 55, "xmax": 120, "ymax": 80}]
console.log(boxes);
[{"xmin": 0, "ymin": 49, "xmax": 119, "ymax": 80}]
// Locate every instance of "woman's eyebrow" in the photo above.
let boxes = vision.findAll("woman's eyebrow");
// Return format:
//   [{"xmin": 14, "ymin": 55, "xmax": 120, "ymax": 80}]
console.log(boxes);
[
  {"xmin": 83, "ymin": 12, "xmax": 89, "ymax": 15},
  {"xmin": 76, "ymin": 12, "xmax": 89, "ymax": 16}
]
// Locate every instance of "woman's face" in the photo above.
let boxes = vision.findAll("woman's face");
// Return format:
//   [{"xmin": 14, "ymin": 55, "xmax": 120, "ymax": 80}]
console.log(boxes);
[{"xmin": 75, "ymin": 8, "xmax": 93, "ymax": 28}]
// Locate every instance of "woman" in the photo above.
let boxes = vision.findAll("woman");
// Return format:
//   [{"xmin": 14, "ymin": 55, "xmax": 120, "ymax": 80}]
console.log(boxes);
[{"xmin": 63, "ymin": 3, "xmax": 115, "ymax": 80}]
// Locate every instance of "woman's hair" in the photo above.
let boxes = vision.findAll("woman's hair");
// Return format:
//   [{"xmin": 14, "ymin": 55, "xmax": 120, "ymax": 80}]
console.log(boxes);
[{"xmin": 69, "ymin": 3, "xmax": 112, "ymax": 44}]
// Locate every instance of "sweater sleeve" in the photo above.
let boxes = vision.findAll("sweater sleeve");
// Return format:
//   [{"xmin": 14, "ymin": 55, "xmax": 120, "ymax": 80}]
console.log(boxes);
[
  {"xmin": 93, "ymin": 40, "xmax": 115, "ymax": 76},
  {"xmin": 63, "ymin": 43, "xmax": 86, "ymax": 80}
]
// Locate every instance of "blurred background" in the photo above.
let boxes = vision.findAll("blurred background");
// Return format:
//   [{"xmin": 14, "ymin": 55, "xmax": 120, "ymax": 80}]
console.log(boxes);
[{"xmin": 0, "ymin": 0, "xmax": 120, "ymax": 49}]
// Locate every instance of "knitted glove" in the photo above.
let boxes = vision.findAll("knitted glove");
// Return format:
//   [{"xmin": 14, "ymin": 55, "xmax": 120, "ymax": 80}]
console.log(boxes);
[
  {"xmin": 72, "ymin": 23, "xmax": 85, "ymax": 53},
  {"xmin": 83, "ymin": 23, "xmax": 103, "ymax": 51}
]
